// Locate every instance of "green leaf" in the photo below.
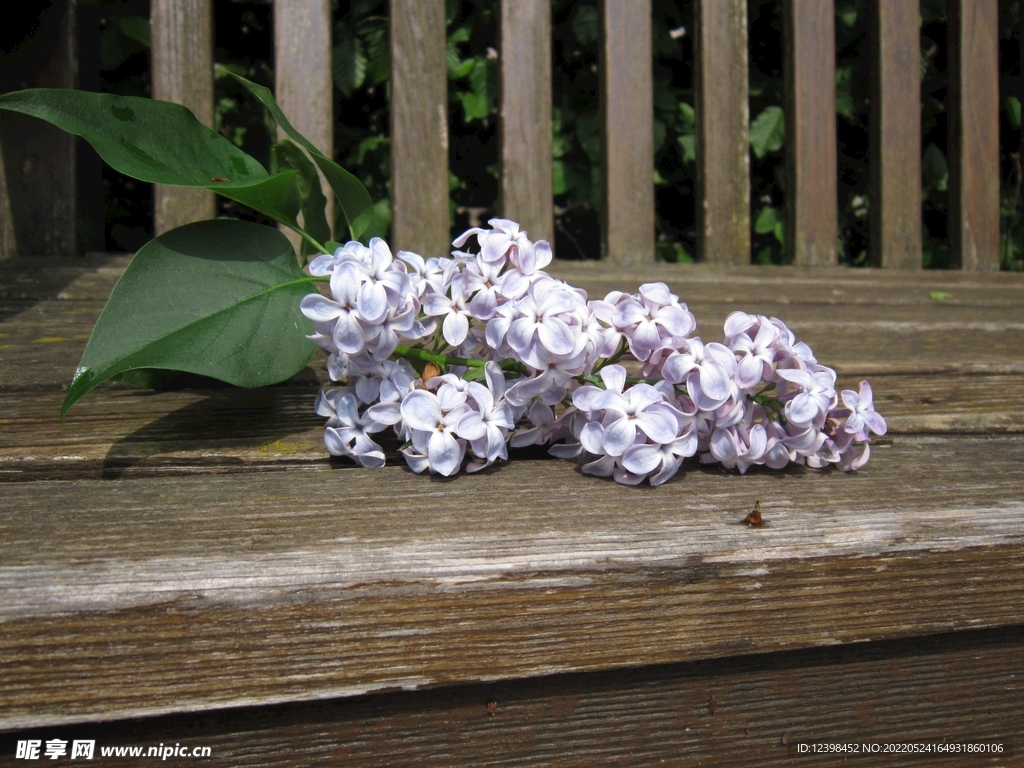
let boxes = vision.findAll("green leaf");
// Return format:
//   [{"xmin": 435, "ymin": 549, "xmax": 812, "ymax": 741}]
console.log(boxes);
[
  {"xmin": 749, "ymin": 106, "xmax": 785, "ymax": 158},
  {"xmin": 118, "ymin": 16, "xmax": 151, "ymax": 48},
  {"xmin": 553, "ymin": 160, "xmax": 566, "ymax": 195},
  {"xmin": 678, "ymin": 101, "xmax": 695, "ymax": 132},
  {"xmin": 332, "ymin": 32, "xmax": 367, "ymax": 98},
  {"xmin": 361, "ymin": 197, "xmax": 392, "ymax": 242},
  {"xmin": 835, "ymin": 66, "xmax": 856, "ymax": 119},
  {"xmin": 63, "ymin": 220, "xmax": 316, "ymax": 417},
  {"xmin": 653, "ymin": 119, "xmax": 667, "ymax": 152},
  {"xmin": 0, "ymin": 88, "xmax": 268, "ymax": 188},
  {"xmin": 576, "ymin": 112, "xmax": 601, "ymax": 164},
  {"xmin": 677, "ymin": 135, "xmax": 696, "ymax": 163},
  {"xmin": 447, "ymin": 26, "xmax": 471, "ymax": 77},
  {"xmin": 228, "ymin": 73, "xmax": 374, "ymax": 240},
  {"xmin": 214, "ymin": 171, "xmax": 304, "ymax": 234},
  {"xmin": 457, "ymin": 59, "xmax": 491, "ymax": 121},
  {"xmin": 272, "ymin": 140, "xmax": 332, "ymax": 256},
  {"xmin": 922, "ymin": 143, "xmax": 948, "ymax": 192},
  {"xmin": 835, "ymin": 0, "xmax": 858, "ymax": 27},
  {"xmin": 1007, "ymin": 96, "xmax": 1021, "ymax": 130},
  {"xmin": 358, "ymin": 20, "xmax": 390, "ymax": 85},
  {"xmin": 930, "ymin": 291, "xmax": 953, "ymax": 301},
  {"xmin": 572, "ymin": 5, "xmax": 599, "ymax": 45},
  {"xmin": 754, "ymin": 205, "xmax": 780, "ymax": 234}
]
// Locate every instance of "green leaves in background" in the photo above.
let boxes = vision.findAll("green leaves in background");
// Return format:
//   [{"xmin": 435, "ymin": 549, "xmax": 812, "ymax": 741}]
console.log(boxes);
[
  {"xmin": 676, "ymin": 102, "xmax": 696, "ymax": 164},
  {"xmin": 749, "ymin": 106, "xmax": 785, "ymax": 158},
  {"xmin": 922, "ymin": 143, "xmax": 948, "ymax": 193},
  {"xmin": 229, "ymin": 73, "xmax": 374, "ymax": 240},
  {"xmin": 63, "ymin": 220, "xmax": 317, "ymax": 417},
  {"xmin": 754, "ymin": 205, "xmax": 785, "ymax": 246}
]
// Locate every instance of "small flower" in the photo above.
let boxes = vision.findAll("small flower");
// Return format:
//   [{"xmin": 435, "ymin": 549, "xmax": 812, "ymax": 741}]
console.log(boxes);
[
  {"xmin": 841, "ymin": 381, "xmax": 887, "ymax": 437},
  {"xmin": 400, "ymin": 389, "xmax": 468, "ymax": 476}
]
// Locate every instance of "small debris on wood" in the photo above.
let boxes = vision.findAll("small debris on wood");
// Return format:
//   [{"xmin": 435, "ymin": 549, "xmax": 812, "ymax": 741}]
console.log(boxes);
[
  {"xmin": 744, "ymin": 728, "xmax": 750, "ymax": 736},
  {"xmin": 780, "ymin": 732, "xmax": 789, "ymax": 746},
  {"xmin": 486, "ymin": 699, "xmax": 497, "ymax": 716},
  {"xmin": 708, "ymin": 694, "xmax": 717, "ymax": 715},
  {"xmin": 744, "ymin": 500, "xmax": 763, "ymax": 527}
]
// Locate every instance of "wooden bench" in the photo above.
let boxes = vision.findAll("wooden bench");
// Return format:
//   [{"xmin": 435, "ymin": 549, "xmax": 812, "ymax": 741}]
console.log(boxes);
[
  {"xmin": 2, "ymin": 256, "xmax": 1022, "ymax": 763},
  {"xmin": 2, "ymin": 0, "xmax": 1022, "ymax": 764}
]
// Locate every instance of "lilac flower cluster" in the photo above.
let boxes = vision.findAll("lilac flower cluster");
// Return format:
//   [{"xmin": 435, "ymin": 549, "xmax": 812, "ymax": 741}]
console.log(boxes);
[{"xmin": 301, "ymin": 220, "xmax": 886, "ymax": 484}]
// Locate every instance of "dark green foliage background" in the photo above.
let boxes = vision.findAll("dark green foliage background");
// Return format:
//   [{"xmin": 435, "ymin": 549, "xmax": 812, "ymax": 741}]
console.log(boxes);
[{"xmin": 96, "ymin": 0, "xmax": 1023, "ymax": 269}]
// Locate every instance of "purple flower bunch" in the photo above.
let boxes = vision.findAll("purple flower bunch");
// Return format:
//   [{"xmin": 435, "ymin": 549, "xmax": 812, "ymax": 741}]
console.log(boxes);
[{"xmin": 301, "ymin": 220, "xmax": 886, "ymax": 483}]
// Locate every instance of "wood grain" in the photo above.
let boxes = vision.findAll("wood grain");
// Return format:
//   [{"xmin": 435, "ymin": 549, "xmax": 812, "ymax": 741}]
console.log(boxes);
[
  {"xmin": 1, "ymin": 435, "xmax": 1023, "ymax": 728},
  {"xmin": 601, "ymin": 0, "xmax": 654, "ymax": 264},
  {"xmin": 0, "ymin": 628, "xmax": 1018, "ymax": 766},
  {"xmin": 948, "ymin": 0, "xmax": 1000, "ymax": 272},
  {"xmin": 694, "ymin": 0, "xmax": 750, "ymax": 266},
  {"xmin": 150, "ymin": 0, "xmax": 216, "ymax": 235},
  {"xmin": 499, "ymin": 0, "xmax": 553, "ymax": 245},
  {"xmin": 784, "ymin": 0, "xmax": 838, "ymax": 267},
  {"xmin": 274, "ymin": 0, "xmax": 333, "ymax": 248},
  {"xmin": 869, "ymin": 0, "xmax": 921, "ymax": 269},
  {"xmin": 390, "ymin": 0, "xmax": 450, "ymax": 258},
  {"xmin": 3, "ymin": 370, "xmax": 1024, "ymax": 482}
]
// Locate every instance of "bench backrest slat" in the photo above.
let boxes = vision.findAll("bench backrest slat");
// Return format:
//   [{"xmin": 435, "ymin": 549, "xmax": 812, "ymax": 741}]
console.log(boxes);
[
  {"xmin": 390, "ymin": 0, "xmax": 450, "ymax": 257},
  {"xmin": 274, "ymin": 0, "xmax": 334, "ymax": 243},
  {"xmin": 949, "ymin": 0, "xmax": 1001, "ymax": 272},
  {"xmin": 601, "ymin": 0, "xmax": 655, "ymax": 264},
  {"xmin": 784, "ymin": 0, "xmax": 838, "ymax": 267},
  {"xmin": 499, "ymin": 0, "xmax": 554, "ymax": 246},
  {"xmin": 869, "ymin": 0, "xmax": 922, "ymax": 269},
  {"xmin": 694, "ymin": 0, "xmax": 750, "ymax": 266},
  {"xmin": 150, "ymin": 0, "xmax": 215, "ymax": 235}
]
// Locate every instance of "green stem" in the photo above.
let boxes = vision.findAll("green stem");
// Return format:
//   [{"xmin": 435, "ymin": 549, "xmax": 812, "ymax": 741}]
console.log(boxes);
[{"xmin": 591, "ymin": 338, "xmax": 631, "ymax": 373}]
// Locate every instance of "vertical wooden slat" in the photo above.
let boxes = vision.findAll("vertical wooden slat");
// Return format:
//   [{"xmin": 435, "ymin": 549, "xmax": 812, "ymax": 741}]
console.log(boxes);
[
  {"xmin": 151, "ymin": 0, "xmax": 215, "ymax": 236},
  {"xmin": 948, "ymin": 0, "xmax": 1000, "ymax": 272},
  {"xmin": 869, "ymin": 0, "xmax": 921, "ymax": 269},
  {"xmin": 499, "ymin": 0, "xmax": 553, "ymax": 246},
  {"xmin": 390, "ymin": 0, "xmax": 450, "ymax": 258},
  {"xmin": 0, "ymin": 140, "xmax": 15, "ymax": 259},
  {"xmin": 601, "ymin": 0, "xmax": 654, "ymax": 264},
  {"xmin": 694, "ymin": 0, "xmax": 750, "ymax": 266},
  {"xmin": 783, "ymin": 0, "xmax": 837, "ymax": 266},
  {"xmin": 275, "ymin": 0, "xmax": 333, "ymax": 246},
  {"xmin": 0, "ymin": 0, "xmax": 79, "ymax": 255}
]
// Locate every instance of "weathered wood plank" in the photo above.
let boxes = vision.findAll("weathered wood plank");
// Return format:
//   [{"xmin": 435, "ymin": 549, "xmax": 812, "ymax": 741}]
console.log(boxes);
[
  {"xmin": 0, "ymin": 0, "xmax": 79, "ymax": 255},
  {"xmin": 151, "ymin": 0, "xmax": 216, "ymax": 235},
  {"xmin": 274, "ymin": 0, "xmax": 333, "ymax": 248},
  {"xmin": 1, "ymin": 435, "xmax": 1022, "ymax": 727},
  {"xmin": 601, "ymin": 0, "xmax": 654, "ymax": 264},
  {"xmin": 7, "ymin": 256, "xmax": 1024, "ymax": 305},
  {"xmin": 390, "ymin": 0, "xmax": 450, "ymax": 257},
  {"xmin": 4, "ymin": 292, "xmax": 1024, "ymax": 392},
  {"xmin": 694, "ymin": 0, "xmax": 750, "ymax": 266},
  {"xmin": 1, "ymin": 627, "xmax": 1018, "ymax": 766},
  {"xmin": 499, "ymin": 0, "xmax": 553, "ymax": 246},
  {"xmin": 1, "ymin": 372, "xmax": 1024, "ymax": 482},
  {"xmin": 948, "ymin": 0, "xmax": 1000, "ymax": 272},
  {"xmin": 783, "ymin": 0, "xmax": 838, "ymax": 267},
  {"xmin": 869, "ymin": 0, "xmax": 921, "ymax": 269}
]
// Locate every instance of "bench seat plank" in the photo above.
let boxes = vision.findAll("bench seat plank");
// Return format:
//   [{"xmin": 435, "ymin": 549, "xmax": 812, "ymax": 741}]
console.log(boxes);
[
  {"xmin": 2, "ymin": 434, "xmax": 1023, "ymax": 727},
  {"xmin": 2, "ymin": 628, "xmax": 1017, "ymax": 765}
]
